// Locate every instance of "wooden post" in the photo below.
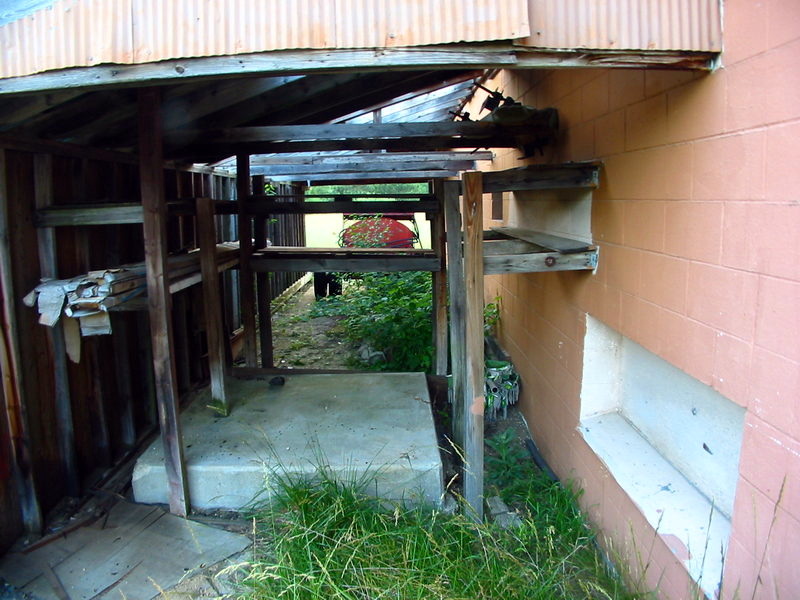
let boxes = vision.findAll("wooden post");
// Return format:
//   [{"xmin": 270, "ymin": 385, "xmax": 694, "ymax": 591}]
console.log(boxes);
[
  {"xmin": 252, "ymin": 175, "xmax": 274, "ymax": 368},
  {"xmin": 236, "ymin": 154, "xmax": 258, "ymax": 367},
  {"xmin": 196, "ymin": 197, "xmax": 229, "ymax": 415},
  {"xmin": 432, "ymin": 181, "xmax": 448, "ymax": 376},
  {"xmin": 138, "ymin": 88, "xmax": 190, "ymax": 517},
  {"xmin": 0, "ymin": 149, "xmax": 42, "ymax": 533},
  {"xmin": 462, "ymin": 171, "xmax": 485, "ymax": 521},
  {"xmin": 33, "ymin": 153, "xmax": 81, "ymax": 496},
  {"xmin": 443, "ymin": 180, "xmax": 465, "ymax": 448}
]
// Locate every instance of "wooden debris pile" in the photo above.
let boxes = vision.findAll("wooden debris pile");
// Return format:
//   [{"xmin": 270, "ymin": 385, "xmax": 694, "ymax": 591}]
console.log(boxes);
[{"xmin": 23, "ymin": 243, "xmax": 239, "ymax": 352}]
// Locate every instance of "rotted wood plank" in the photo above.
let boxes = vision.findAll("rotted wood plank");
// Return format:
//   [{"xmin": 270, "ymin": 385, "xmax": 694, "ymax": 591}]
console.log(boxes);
[
  {"xmin": 462, "ymin": 171, "xmax": 485, "ymax": 522},
  {"xmin": 138, "ymin": 88, "xmax": 190, "ymax": 517},
  {"xmin": 491, "ymin": 227, "xmax": 595, "ymax": 254},
  {"xmin": 480, "ymin": 162, "xmax": 600, "ymax": 193},
  {"xmin": 0, "ymin": 149, "xmax": 42, "ymax": 533},
  {"xmin": 33, "ymin": 153, "xmax": 80, "ymax": 497},
  {"xmin": 251, "ymin": 255, "xmax": 440, "ymax": 273},
  {"xmin": 196, "ymin": 197, "xmax": 229, "ymax": 415},
  {"xmin": 236, "ymin": 154, "xmax": 258, "ymax": 368}
]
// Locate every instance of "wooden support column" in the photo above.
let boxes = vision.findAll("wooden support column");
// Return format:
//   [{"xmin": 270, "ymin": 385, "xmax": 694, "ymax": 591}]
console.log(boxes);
[
  {"xmin": 33, "ymin": 154, "xmax": 80, "ymax": 496},
  {"xmin": 138, "ymin": 88, "xmax": 190, "ymax": 517},
  {"xmin": 0, "ymin": 149, "xmax": 42, "ymax": 533},
  {"xmin": 236, "ymin": 154, "xmax": 258, "ymax": 367},
  {"xmin": 432, "ymin": 181, "xmax": 448, "ymax": 376},
  {"xmin": 252, "ymin": 175, "xmax": 273, "ymax": 368},
  {"xmin": 443, "ymin": 180, "xmax": 465, "ymax": 448},
  {"xmin": 196, "ymin": 197, "xmax": 229, "ymax": 415},
  {"xmin": 462, "ymin": 171, "xmax": 485, "ymax": 521}
]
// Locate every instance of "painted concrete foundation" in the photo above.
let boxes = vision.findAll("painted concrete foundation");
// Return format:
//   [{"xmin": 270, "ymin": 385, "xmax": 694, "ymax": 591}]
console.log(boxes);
[{"xmin": 132, "ymin": 373, "xmax": 443, "ymax": 511}]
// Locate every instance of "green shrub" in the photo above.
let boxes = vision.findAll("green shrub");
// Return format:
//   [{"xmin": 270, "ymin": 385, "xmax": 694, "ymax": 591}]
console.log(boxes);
[{"xmin": 313, "ymin": 271, "xmax": 433, "ymax": 372}]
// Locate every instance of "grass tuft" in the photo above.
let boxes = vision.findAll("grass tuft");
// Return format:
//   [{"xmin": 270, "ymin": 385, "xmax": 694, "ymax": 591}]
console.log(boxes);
[{"xmin": 236, "ymin": 458, "xmax": 642, "ymax": 599}]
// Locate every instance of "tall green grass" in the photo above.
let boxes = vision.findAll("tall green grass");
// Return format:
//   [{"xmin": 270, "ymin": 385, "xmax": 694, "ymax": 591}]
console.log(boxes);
[{"xmin": 236, "ymin": 461, "xmax": 641, "ymax": 600}]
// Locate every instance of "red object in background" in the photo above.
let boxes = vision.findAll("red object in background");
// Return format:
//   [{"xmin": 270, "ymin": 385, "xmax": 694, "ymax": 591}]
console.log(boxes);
[{"xmin": 340, "ymin": 216, "xmax": 417, "ymax": 248}]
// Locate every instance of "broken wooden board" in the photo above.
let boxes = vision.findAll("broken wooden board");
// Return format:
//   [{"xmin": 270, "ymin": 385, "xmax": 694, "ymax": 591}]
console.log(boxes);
[{"xmin": 0, "ymin": 500, "xmax": 250, "ymax": 600}]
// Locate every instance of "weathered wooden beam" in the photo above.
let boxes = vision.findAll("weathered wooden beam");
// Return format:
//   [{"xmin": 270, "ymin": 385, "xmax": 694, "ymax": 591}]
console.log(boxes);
[
  {"xmin": 268, "ymin": 171, "xmax": 460, "ymax": 183},
  {"xmin": 491, "ymin": 227, "xmax": 595, "ymax": 254},
  {"xmin": 0, "ymin": 148, "xmax": 43, "ymax": 534},
  {"xmin": 479, "ymin": 162, "xmax": 601, "ymax": 193},
  {"xmin": 33, "ymin": 153, "xmax": 80, "ymax": 497},
  {"xmin": 462, "ymin": 171, "xmax": 485, "ymax": 521},
  {"xmin": 484, "ymin": 249, "xmax": 598, "ymax": 274},
  {"xmin": 0, "ymin": 46, "xmax": 717, "ymax": 97},
  {"xmin": 197, "ymin": 197, "xmax": 229, "ymax": 415},
  {"xmin": 244, "ymin": 200, "xmax": 438, "ymax": 215},
  {"xmin": 236, "ymin": 154, "xmax": 258, "ymax": 367},
  {"xmin": 174, "ymin": 136, "xmax": 518, "ymax": 161},
  {"xmin": 251, "ymin": 159, "xmax": 475, "ymax": 176},
  {"xmin": 251, "ymin": 175, "xmax": 273, "ymax": 369},
  {"xmin": 138, "ymin": 88, "xmax": 190, "ymax": 517},
  {"xmin": 241, "ymin": 151, "xmax": 495, "ymax": 167},
  {"xmin": 251, "ymin": 252, "xmax": 440, "ymax": 273},
  {"xmin": 443, "ymin": 179, "xmax": 465, "ymax": 450},
  {"xmin": 37, "ymin": 203, "xmax": 145, "ymax": 226},
  {"xmin": 432, "ymin": 181, "xmax": 448, "ymax": 377},
  {"xmin": 168, "ymin": 122, "xmax": 521, "ymax": 145}
]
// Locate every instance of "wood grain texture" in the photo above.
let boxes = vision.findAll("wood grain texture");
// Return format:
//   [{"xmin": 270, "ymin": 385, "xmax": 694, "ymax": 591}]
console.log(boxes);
[
  {"xmin": 0, "ymin": 148, "xmax": 42, "ymax": 533},
  {"xmin": 33, "ymin": 153, "xmax": 79, "ymax": 497},
  {"xmin": 197, "ymin": 197, "xmax": 229, "ymax": 414},
  {"xmin": 432, "ymin": 181, "xmax": 448, "ymax": 377},
  {"xmin": 235, "ymin": 154, "xmax": 258, "ymax": 368},
  {"xmin": 138, "ymin": 88, "xmax": 189, "ymax": 517},
  {"xmin": 461, "ymin": 171, "xmax": 485, "ymax": 522}
]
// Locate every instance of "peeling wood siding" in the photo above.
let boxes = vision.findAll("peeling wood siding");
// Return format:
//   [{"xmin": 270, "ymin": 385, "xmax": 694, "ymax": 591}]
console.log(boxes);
[
  {"xmin": 522, "ymin": 0, "xmax": 721, "ymax": 51},
  {"xmin": 0, "ymin": 0, "xmax": 529, "ymax": 79}
]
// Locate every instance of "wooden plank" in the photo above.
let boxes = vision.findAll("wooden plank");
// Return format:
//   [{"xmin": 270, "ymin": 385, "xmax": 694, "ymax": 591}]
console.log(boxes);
[
  {"xmin": 0, "ymin": 46, "xmax": 715, "ymax": 97},
  {"xmin": 244, "ymin": 199, "xmax": 438, "ymax": 215},
  {"xmin": 251, "ymin": 159, "xmax": 475, "ymax": 176},
  {"xmin": 236, "ymin": 154, "xmax": 258, "ymax": 368},
  {"xmin": 432, "ymin": 181, "xmax": 448, "ymax": 377},
  {"xmin": 443, "ymin": 179, "xmax": 466, "ymax": 452},
  {"xmin": 268, "ymin": 170, "xmax": 459, "ymax": 183},
  {"xmin": 138, "ymin": 88, "xmax": 190, "ymax": 517},
  {"xmin": 491, "ymin": 226, "xmax": 595, "ymax": 254},
  {"xmin": 251, "ymin": 255, "xmax": 440, "ymax": 273},
  {"xmin": 462, "ymin": 171, "xmax": 485, "ymax": 521},
  {"xmin": 251, "ymin": 176, "xmax": 273, "ymax": 369},
  {"xmin": 37, "ymin": 203, "xmax": 144, "ymax": 226},
  {"xmin": 174, "ymin": 136, "xmax": 519, "ymax": 160},
  {"xmin": 168, "ymin": 121, "xmax": 520, "ymax": 146},
  {"xmin": 244, "ymin": 151, "xmax": 495, "ymax": 166},
  {"xmin": 0, "ymin": 148, "xmax": 42, "ymax": 534},
  {"xmin": 33, "ymin": 153, "xmax": 80, "ymax": 497},
  {"xmin": 484, "ymin": 250, "xmax": 598, "ymax": 274},
  {"xmin": 480, "ymin": 162, "xmax": 601, "ymax": 192},
  {"xmin": 197, "ymin": 198, "xmax": 229, "ymax": 415}
]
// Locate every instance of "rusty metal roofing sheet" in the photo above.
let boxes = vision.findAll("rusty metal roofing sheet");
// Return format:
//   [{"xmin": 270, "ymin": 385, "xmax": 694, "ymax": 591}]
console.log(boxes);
[
  {"xmin": 0, "ymin": 0, "xmax": 530, "ymax": 79},
  {"xmin": 522, "ymin": 0, "xmax": 721, "ymax": 52}
]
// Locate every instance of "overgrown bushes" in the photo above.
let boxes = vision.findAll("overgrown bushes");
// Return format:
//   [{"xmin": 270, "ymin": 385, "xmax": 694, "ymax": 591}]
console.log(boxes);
[{"xmin": 312, "ymin": 271, "xmax": 433, "ymax": 372}]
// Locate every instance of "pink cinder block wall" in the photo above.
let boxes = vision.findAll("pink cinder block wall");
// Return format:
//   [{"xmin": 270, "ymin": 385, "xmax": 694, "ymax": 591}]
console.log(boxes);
[{"xmin": 468, "ymin": 0, "xmax": 800, "ymax": 597}]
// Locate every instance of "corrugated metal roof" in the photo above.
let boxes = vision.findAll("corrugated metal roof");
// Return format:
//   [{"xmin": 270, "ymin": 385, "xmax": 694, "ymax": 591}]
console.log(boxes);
[
  {"xmin": 522, "ymin": 0, "xmax": 721, "ymax": 52},
  {"xmin": 0, "ymin": 0, "xmax": 530, "ymax": 79}
]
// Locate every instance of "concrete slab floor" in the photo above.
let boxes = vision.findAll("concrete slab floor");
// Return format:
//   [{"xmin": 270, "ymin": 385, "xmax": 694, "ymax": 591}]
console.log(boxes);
[{"xmin": 133, "ymin": 373, "xmax": 444, "ymax": 512}]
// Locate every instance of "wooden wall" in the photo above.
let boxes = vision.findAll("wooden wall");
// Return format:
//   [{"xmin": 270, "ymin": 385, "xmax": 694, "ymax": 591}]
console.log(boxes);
[{"xmin": 0, "ymin": 146, "xmax": 305, "ymax": 552}]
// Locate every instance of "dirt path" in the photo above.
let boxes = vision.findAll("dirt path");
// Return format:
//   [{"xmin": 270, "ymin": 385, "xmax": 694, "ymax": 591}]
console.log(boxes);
[{"xmin": 270, "ymin": 283, "xmax": 354, "ymax": 369}]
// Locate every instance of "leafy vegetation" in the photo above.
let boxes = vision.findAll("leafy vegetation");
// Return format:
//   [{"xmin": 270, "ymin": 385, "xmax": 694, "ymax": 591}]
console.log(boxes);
[
  {"xmin": 307, "ymin": 182, "xmax": 430, "ymax": 200},
  {"xmin": 312, "ymin": 271, "xmax": 433, "ymax": 372},
  {"xmin": 236, "ymin": 442, "xmax": 640, "ymax": 600}
]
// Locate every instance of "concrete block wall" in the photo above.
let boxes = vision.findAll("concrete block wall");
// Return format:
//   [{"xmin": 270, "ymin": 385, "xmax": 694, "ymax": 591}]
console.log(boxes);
[{"xmin": 467, "ymin": 1, "xmax": 800, "ymax": 597}]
